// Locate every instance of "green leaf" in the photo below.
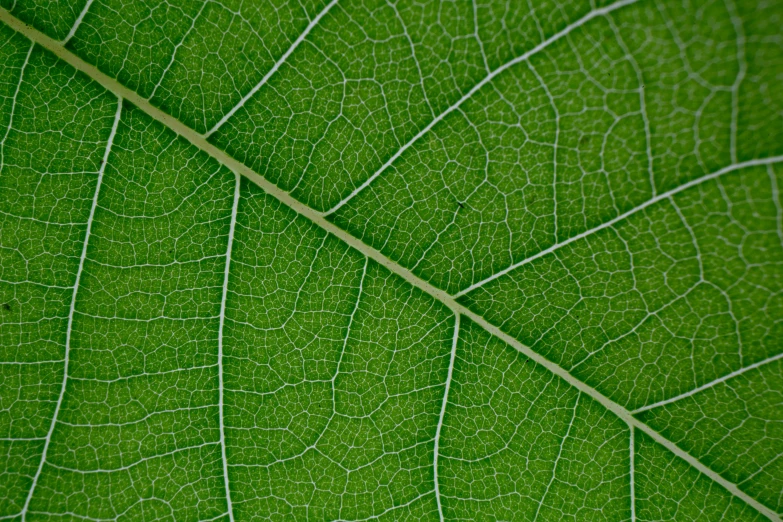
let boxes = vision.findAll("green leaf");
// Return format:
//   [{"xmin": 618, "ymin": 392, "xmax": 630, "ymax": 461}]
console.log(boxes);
[{"xmin": 0, "ymin": 0, "xmax": 781, "ymax": 520}]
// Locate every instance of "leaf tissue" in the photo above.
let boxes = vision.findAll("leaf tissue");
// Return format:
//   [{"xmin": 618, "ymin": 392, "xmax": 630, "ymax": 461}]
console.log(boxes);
[{"xmin": 0, "ymin": 0, "xmax": 781, "ymax": 520}]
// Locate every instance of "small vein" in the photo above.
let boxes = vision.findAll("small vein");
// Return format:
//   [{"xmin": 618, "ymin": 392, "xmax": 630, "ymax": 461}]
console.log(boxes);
[
  {"xmin": 0, "ymin": 41, "xmax": 33, "ymax": 173},
  {"xmin": 532, "ymin": 391, "xmax": 580, "ymax": 521},
  {"xmin": 630, "ymin": 426, "xmax": 636, "ymax": 522},
  {"xmin": 147, "ymin": 0, "xmax": 209, "ymax": 102},
  {"xmin": 724, "ymin": 0, "xmax": 747, "ymax": 165},
  {"xmin": 607, "ymin": 15, "xmax": 655, "ymax": 197},
  {"xmin": 768, "ymin": 164, "xmax": 783, "ymax": 249},
  {"xmin": 335, "ymin": 256, "xmax": 368, "ymax": 383},
  {"xmin": 62, "ymin": 0, "xmax": 95, "ymax": 44},
  {"xmin": 527, "ymin": 61, "xmax": 560, "ymax": 241}
]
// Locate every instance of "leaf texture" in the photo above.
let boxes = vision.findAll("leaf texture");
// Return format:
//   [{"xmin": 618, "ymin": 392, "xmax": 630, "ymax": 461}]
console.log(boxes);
[{"xmin": 0, "ymin": 0, "xmax": 781, "ymax": 520}]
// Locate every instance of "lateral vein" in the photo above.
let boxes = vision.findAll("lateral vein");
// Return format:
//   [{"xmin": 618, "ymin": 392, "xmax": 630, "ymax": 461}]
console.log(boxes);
[
  {"xmin": 20, "ymin": 96, "xmax": 122, "ymax": 520},
  {"xmin": 204, "ymin": 0, "xmax": 340, "ymax": 137},
  {"xmin": 433, "ymin": 314, "xmax": 460, "ymax": 522},
  {"xmin": 217, "ymin": 171, "xmax": 241, "ymax": 522},
  {"xmin": 454, "ymin": 155, "xmax": 783, "ymax": 298},
  {"xmin": 633, "ymin": 351, "xmax": 783, "ymax": 414},
  {"xmin": 62, "ymin": 0, "xmax": 95, "ymax": 44},
  {"xmin": 0, "ymin": 40, "xmax": 32, "ymax": 171},
  {"xmin": 322, "ymin": 0, "xmax": 642, "ymax": 216}
]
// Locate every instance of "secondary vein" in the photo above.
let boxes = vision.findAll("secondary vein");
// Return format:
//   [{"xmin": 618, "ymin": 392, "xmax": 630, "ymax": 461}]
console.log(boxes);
[
  {"xmin": 433, "ymin": 313, "xmax": 460, "ymax": 522},
  {"xmin": 204, "ymin": 0, "xmax": 340, "ymax": 138},
  {"xmin": 20, "ymin": 96, "xmax": 122, "ymax": 521},
  {"xmin": 322, "ymin": 0, "xmax": 642, "ymax": 216},
  {"xmin": 454, "ymin": 155, "xmax": 783, "ymax": 298},
  {"xmin": 217, "ymin": 170, "xmax": 241, "ymax": 522}
]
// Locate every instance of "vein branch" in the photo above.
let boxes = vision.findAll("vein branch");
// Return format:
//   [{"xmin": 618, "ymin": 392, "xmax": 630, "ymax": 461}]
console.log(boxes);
[
  {"xmin": 62, "ymin": 0, "xmax": 95, "ymax": 44},
  {"xmin": 454, "ymin": 155, "xmax": 783, "ymax": 298},
  {"xmin": 204, "ymin": 0, "xmax": 340, "ymax": 137},
  {"xmin": 217, "ymin": 171, "xmax": 241, "ymax": 522},
  {"xmin": 147, "ymin": 0, "xmax": 209, "ymax": 102},
  {"xmin": 633, "ymin": 351, "xmax": 783, "ymax": 414},
  {"xmin": 20, "ymin": 96, "xmax": 122, "ymax": 520},
  {"xmin": 629, "ymin": 427, "xmax": 636, "ymax": 522},
  {"xmin": 725, "ymin": 0, "xmax": 747, "ymax": 165},
  {"xmin": 0, "ymin": 41, "xmax": 32, "ymax": 171},
  {"xmin": 322, "ymin": 0, "xmax": 642, "ymax": 216},
  {"xmin": 433, "ymin": 313, "xmax": 460, "ymax": 522},
  {"xmin": 532, "ymin": 392, "xmax": 580, "ymax": 522}
]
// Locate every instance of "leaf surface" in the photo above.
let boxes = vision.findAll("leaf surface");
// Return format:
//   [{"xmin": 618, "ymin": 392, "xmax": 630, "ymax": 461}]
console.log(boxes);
[{"xmin": 0, "ymin": 0, "xmax": 781, "ymax": 520}]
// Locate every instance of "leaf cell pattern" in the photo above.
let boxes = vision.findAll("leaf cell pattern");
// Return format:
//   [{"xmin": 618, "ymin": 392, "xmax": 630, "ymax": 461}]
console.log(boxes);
[{"xmin": 0, "ymin": 0, "xmax": 781, "ymax": 520}]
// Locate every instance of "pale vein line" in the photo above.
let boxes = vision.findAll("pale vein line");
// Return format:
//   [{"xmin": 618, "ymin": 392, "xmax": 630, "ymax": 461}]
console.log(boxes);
[
  {"xmin": 4, "ymin": 12, "xmax": 777, "ymax": 520},
  {"xmin": 472, "ymin": 0, "xmax": 490, "ymax": 74},
  {"xmin": 633, "ymin": 351, "xmax": 783, "ymax": 414},
  {"xmin": 607, "ymin": 15, "xmax": 655, "ymax": 197},
  {"xmin": 20, "ymin": 97, "xmax": 122, "ymax": 521},
  {"xmin": 388, "ymin": 0, "xmax": 434, "ymax": 120},
  {"xmin": 454, "ymin": 155, "xmax": 783, "ymax": 298},
  {"xmin": 0, "ymin": 41, "xmax": 32, "ymax": 171},
  {"xmin": 147, "ymin": 0, "xmax": 209, "ymax": 102},
  {"xmin": 725, "ymin": 0, "xmax": 746, "ymax": 165},
  {"xmin": 62, "ymin": 0, "xmax": 95, "ymax": 44},
  {"xmin": 322, "ymin": 0, "xmax": 642, "ymax": 216},
  {"xmin": 629, "ymin": 426, "xmax": 636, "ymax": 521},
  {"xmin": 204, "ymin": 0, "xmax": 340, "ymax": 137},
  {"xmin": 217, "ymin": 171, "xmax": 240, "ymax": 522},
  {"xmin": 527, "ymin": 61, "xmax": 559, "ymax": 240},
  {"xmin": 433, "ymin": 313, "xmax": 459, "ymax": 522},
  {"xmin": 328, "ymin": 254, "xmax": 367, "ymax": 435},
  {"xmin": 335, "ymin": 256, "xmax": 368, "ymax": 383},
  {"xmin": 533, "ymin": 392, "xmax": 580, "ymax": 522},
  {"xmin": 769, "ymin": 164, "xmax": 783, "ymax": 248}
]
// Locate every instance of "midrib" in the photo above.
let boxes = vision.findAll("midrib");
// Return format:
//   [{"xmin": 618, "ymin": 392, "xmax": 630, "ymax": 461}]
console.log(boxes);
[{"xmin": 0, "ymin": 8, "xmax": 779, "ymax": 522}]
